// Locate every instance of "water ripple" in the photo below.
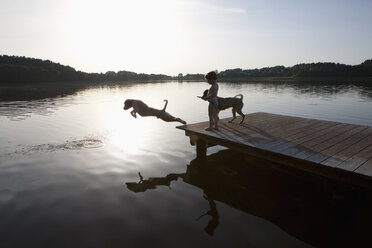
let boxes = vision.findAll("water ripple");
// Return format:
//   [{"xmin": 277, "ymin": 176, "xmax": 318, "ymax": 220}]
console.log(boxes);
[{"xmin": 1, "ymin": 136, "xmax": 104, "ymax": 157}]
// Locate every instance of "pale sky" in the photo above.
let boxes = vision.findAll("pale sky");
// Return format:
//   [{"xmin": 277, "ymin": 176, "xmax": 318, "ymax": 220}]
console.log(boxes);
[{"xmin": 1, "ymin": 0, "xmax": 372, "ymax": 75}]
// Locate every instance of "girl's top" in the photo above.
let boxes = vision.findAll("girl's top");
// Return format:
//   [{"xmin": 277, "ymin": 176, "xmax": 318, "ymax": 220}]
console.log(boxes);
[{"xmin": 207, "ymin": 82, "xmax": 219, "ymax": 107}]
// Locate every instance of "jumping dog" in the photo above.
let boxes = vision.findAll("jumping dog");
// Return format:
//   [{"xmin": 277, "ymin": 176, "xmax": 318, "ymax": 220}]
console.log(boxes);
[{"xmin": 123, "ymin": 99, "xmax": 187, "ymax": 125}]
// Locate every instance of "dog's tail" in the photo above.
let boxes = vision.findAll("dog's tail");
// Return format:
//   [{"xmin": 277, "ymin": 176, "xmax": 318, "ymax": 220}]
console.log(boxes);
[
  {"xmin": 162, "ymin": 99, "xmax": 168, "ymax": 111},
  {"xmin": 234, "ymin": 94, "xmax": 243, "ymax": 100}
]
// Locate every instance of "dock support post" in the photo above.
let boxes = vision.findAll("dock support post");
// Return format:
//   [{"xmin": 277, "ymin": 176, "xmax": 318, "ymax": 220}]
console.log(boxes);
[{"xmin": 196, "ymin": 139, "xmax": 207, "ymax": 159}]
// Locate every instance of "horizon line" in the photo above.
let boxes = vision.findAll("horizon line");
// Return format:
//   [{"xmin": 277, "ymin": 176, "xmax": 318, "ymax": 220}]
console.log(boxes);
[{"xmin": 1, "ymin": 54, "xmax": 370, "ymax": 77}]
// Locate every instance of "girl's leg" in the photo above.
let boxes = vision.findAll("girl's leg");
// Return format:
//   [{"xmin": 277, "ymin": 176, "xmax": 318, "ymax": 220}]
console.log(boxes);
[
  {"xmin": 206, "ymin": 115, "xmax": 213, "ymax": 130},
  {"xmin": 213, "ymin": 110, "xmax": 219, "ymax": 130},
  {"xmin": 206, "ymin": 104, "xmax": 214, "ymax": 130}
]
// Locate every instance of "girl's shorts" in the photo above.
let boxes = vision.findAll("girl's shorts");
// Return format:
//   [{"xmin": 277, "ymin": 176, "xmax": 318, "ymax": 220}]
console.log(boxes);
[{"xmin": 210, "ymin": 101, "xmax": 219, "ymax": 108}]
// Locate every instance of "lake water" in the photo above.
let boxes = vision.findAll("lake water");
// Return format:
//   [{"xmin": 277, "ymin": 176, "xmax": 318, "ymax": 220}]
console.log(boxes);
[{"xmin": 1, "ymin": 81, "xmax": 372, "ymax": 248}]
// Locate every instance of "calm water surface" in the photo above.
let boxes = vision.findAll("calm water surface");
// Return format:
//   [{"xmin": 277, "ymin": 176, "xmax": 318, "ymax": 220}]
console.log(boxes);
[{"xmin": 1, "ymin": 81, "xmax": 372, "ymax": 247}]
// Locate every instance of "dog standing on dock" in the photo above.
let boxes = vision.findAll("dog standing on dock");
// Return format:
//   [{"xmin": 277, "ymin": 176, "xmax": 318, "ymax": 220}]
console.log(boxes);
[
  {"xmin": 123, "ymin": 99, "xmax": 187, "ymax": 124},
  {"xmin": 198, "ymin": 89, "xmax": 245, "ymax": 124}
]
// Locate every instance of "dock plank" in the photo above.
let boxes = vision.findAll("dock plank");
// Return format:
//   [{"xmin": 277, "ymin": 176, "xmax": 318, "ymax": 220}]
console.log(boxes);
[
  {"xmin": 219, "ymin": 115, "xmax": 298, "ymax": 146},
  {"xmin": 265, "ymin": 121, "xmax": 340, "ymax": 154},
  {"xmin": 355, "ymin": 158, "xmax": 372, "ymax": 178},
  {"xmin": 321, "ymin": 133, "xmax": 372, "ymax": 168},
  {"xmin": 306, "ymin": 126, "xmax": 371, "ymax": 163},
  {"xmin": 336, "ymin": 144, "xmax": 372, "ymax": 171},
  {"xmin": 258, "ymin": 118, "xmax": 320, "ymax": 149},
  {"xmin": 274, "ymin": 123, "xmax": 344, "ymax": 156},
  {"xmin": 291, "ymin": 124, "xmax": 355, "ymax": 160}
]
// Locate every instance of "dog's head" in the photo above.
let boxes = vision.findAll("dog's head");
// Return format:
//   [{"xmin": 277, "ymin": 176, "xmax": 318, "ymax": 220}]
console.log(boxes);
[
  {"xmin": 200, "ymin": 89, "xmax": 208, "ymax": 100},
  {"xmin": 123, "ymin": 99, "xmax": 134, "ymax": 110},
  {"xmin": 125, "ymin": 182, "xmax": 148, "ymax": 193}
]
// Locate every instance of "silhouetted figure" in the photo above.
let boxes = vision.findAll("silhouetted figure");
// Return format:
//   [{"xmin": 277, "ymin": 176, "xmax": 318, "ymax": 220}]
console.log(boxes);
[
  {"xmin": 204, "ymin": 71, "xmax": 219, "ymax": 131},
  {"xmin": 123, "ymin": 99, "xmax": 186, "ymax": 124},
  {"xmin": 126, "ymin": 172, "xmax": 181, "ymax": 193},
  {"xmin": 195, "ymin": 192, "xmax": 220, "ymax": 236},
  {"xmin": 126, "ymin": 172, "xmax": 220, "ymax": 236}
]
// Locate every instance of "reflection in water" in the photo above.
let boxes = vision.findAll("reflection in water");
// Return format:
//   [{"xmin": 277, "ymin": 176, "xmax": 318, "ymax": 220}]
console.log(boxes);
[
  {"xmin": 0, "ymin": 82, "xmax": 93, "ymax": 101},
  {"xmin": 126, "ymin": 171, "xmax": 222, "ymax": 236},
  {"xmin": 1, "ymin": 82, "xmax": 372, "ymax": 122},
  {"xmin": 0, "ymin": 82, "xmax": 121, "ymax": 120},
  {"xmin": 126, "ymin": 149, "xmax": 372, "ymax": 247},
  {"xmin": 0, "ymin": 99, "xmax": 63, "ymax": 121},
  {"xmin": 195, "ymin": 193, "xmax": 219, "ymax": 236}
]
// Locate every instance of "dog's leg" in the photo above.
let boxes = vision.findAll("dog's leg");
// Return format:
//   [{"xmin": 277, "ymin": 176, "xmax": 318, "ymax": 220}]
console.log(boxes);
[
  {"xmin": 229, "ymin": 109, "xmax": 237, "ymax": 123},
  {"xmin": 160, "ymin": 115, "xmax": 186, "ymax": 125},
  {"xmin": 175, "ymin": 118, "xmax": 187, "ymax": 125},
  {"xmin": 138, "ymin": 172, "xmax": 144, "ymax": 183},
  {"xmin": 236, "ymin": 102, "xmax": 245, "ymax": 124},
  {"xmin": 156, "ymin": 110, "xmax": 187, "ymax": 124},
  {"xmin": 130, "ymin": 110, "xmax": 137, "ymax": 118},
  {"xmin": 237, "ymin": 110, "xmax": 245, "ymax": 124}
]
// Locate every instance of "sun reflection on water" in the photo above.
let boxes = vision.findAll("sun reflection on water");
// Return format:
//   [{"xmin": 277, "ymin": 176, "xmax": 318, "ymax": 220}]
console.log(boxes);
[
  {"xmin": 107, "ymin": 117, "xmax": 152, "ymax": 154},
  {"xmin": 98, "ymin": 99, "xmax": 160, "ymax": 154}
]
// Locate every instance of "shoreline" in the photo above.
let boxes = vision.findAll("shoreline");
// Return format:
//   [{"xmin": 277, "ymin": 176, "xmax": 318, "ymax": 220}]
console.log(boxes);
[{"xmin": 1, "ymin": 76, "xmax": 372, "ymax": 86}]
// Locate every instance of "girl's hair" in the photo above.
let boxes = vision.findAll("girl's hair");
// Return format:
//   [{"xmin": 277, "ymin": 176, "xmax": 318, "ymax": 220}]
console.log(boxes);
[{"xmin": 205, "ymin": 71, "xmax": 218, "ymax": 81}]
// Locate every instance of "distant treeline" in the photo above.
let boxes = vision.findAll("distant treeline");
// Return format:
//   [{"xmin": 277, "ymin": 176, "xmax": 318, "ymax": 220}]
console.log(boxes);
[
  {"xmin": 1, "ymin": 55, "xmax": 372, "ymax": 84},
  {"xmin": 180, "ymin": 59, "xmax": 372, "ymax": 81},
  {"xmin": 217, "ymin": 59, "xmax": 372, "ymax": 80},
  {"xmin": 0, "ymin": 55, "xmax": 172, "ymax": 84}
]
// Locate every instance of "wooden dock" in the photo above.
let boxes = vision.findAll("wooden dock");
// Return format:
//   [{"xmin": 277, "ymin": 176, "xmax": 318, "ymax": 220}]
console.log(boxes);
[{"xmin": 177, "ymin": 112, "xmax": 372, "ymax": 189}]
